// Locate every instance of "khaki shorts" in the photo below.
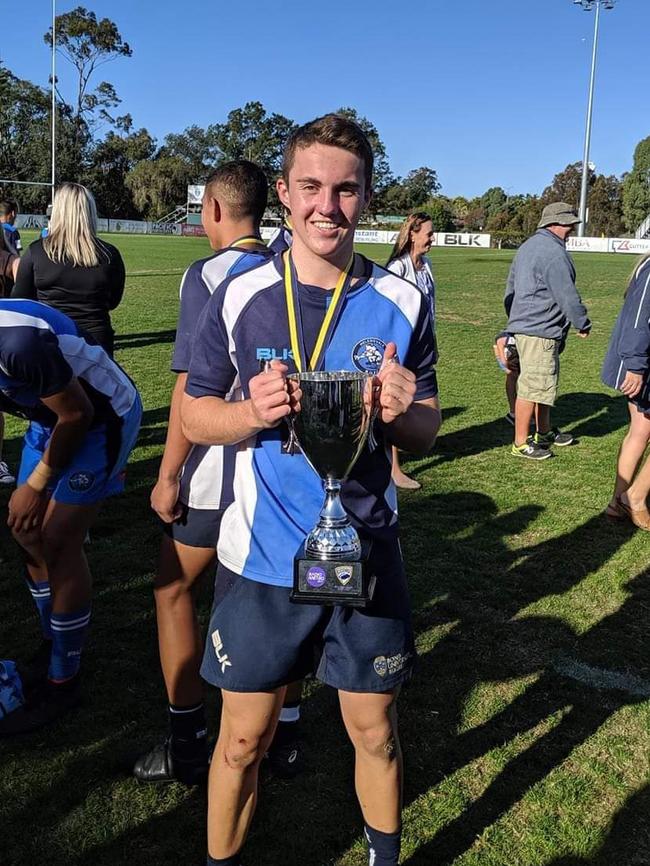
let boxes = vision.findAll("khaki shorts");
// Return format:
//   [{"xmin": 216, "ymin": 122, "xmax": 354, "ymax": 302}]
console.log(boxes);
[{"xmin": 514, "ymin": 334, "xmax": 560, "ymax": 406}]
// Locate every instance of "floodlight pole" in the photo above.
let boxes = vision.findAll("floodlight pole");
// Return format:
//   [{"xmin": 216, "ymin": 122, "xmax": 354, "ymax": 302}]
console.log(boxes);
[
  {"xmin": 51, "ymin": 0, "xmax": 56, "ymax": 195},
  {"xmin": 574, "ymin": 0, "xmax": 616, "ymax": 237}
]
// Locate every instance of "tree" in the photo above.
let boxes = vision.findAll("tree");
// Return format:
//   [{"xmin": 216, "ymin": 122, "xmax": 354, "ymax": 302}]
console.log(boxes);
[
  {"xmin": 158, "ymin": 125, "xmax": 221, "ymax": 181},
  {"xmin": 86, "ymin": 128, "xmax": 156, "ymax": 217},
  {"xmin": 622, "ymin": 136, "xmax": 650, "ymax": 234},
  {"xmin": 422, "ymin": 197, "xmax": 455, "ymax": 231},
  {"xmin": 480, "ymin": 186, "xmax": 507, "ymax": 221},
  {"xmin": 588, "ymin": 174, "xmax": 625, "ymax": 237},
  {"xmin": 541, "ymin": 162, "xmax": 594, "ymax": 209},
  {"xmin": 335, "ymin": 107, "xmax": 394, "ymax": 211},
  {"xmin": 125, "ymin": 156, "xmax": 193, "ymax": 220},
  {"xmin": 44, "ymin": 7, "xmax": 132, "ymax": 166},
  {"xmin": 401, "ymin": 167, "xmax": 440, "ymax": 210},
  {"xmin": 211, "ymin": 102, "xmax": 295, "ymax": 185}
]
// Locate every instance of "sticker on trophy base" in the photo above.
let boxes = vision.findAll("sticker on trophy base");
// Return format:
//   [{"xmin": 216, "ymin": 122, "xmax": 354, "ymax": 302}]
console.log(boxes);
[{"xmin": 291, "ymin": 541, "xmax": 376, "ymax": 608}]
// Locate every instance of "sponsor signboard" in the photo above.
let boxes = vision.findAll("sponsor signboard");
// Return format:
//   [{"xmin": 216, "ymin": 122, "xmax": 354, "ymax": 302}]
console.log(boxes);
[
  {"xmin": 566, "ymin": 237, "xmax": 608, "ymax": 253},
  {"xmin": 609, "ymin": 237, "xmax": 650, "ymax": 255},
  {"xmin": 151, "ymin": 222, "xmax": 181, "ymax": 235},
  {"xmin": 181, "ymin": 223, "xmax": 207, "ymax": 237},
  {"xmin": 435, "ymin": 232, "xmax": 491, "ymax": 248},
  {"xmin": 565, "ymin": 236, "xmax": 650, "ymax": 254},
  {"xmin": 107, "ymin": 219, "xmax": 149, "ymax": 234}
]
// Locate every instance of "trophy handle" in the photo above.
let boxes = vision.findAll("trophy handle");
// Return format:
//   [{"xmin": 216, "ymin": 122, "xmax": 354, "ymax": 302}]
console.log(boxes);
[{"xmin": 261, "ymin": 360, "xmax": 300, "ymax": 455}]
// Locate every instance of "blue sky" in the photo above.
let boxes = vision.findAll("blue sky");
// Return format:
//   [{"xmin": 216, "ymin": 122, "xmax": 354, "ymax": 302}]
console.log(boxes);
[{"xmin": 5, "ymin": 0, "xmax": 648, "ymax": 198}]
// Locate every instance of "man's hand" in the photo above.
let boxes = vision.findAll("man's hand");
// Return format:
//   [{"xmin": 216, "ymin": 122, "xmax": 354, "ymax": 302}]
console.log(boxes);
[
  {"xmin": 576, "ymin": 330, "xmax": 590, "ymax": 339},
  {"xmin": 7, "ymin": 484, "xmax": 48, "ymax": 533},
  {"xmin": 376, "ymin": 342, "xmax": 416, "ymax": 424},
  {"xmin": 248, "ymin": 361, "xmax": 302, "ymax": 429},
  {"xmin": 151, "ymin": 476, "xmax": 183, "ymax": 523},
  {"xmin": 620, "ymin": 370, "xmax": 644, "ymax": 399},
  {"xmin": 493, "ymin": 336, "xmax": 508, "ymax": 368}
]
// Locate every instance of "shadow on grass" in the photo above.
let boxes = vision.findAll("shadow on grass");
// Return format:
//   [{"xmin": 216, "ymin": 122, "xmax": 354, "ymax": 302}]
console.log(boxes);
[
  {"xmin": 115, "ymin": 328, "xmax": 176, "ymax": 351},
  {"xmin": 1, "ymin": 492, "xmax": 646, "ymax": 865},
  {"xmin": 410, "ymin": 392, "xmax": 627, "ymax": 471},
  {"xmin": 399, "ymin": 491, "xmax": 646, "ymax": 864}
]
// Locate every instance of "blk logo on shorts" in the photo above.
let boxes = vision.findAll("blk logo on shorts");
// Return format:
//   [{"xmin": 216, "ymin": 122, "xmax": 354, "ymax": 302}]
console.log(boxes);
[
  {"xmin": 352, "ymin": 338, "xmax": 386, "ymax": 374},
  {"xmin": 68, "ymin": 471, "xmax": 95, "ymax": 492},
  {"xmin": 211, "ymin": 629, "xmax": 232, "ymax": 674}
]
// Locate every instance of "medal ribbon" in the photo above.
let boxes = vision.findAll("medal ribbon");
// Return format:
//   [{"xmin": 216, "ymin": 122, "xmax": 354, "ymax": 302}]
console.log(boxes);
[
  {"xmin": 283, "ymin": 251, "xmax": 355, "ymax": 372},
  {"xmin": 230, "ymin": 235, "xmax": 267, "ymax": 250}
]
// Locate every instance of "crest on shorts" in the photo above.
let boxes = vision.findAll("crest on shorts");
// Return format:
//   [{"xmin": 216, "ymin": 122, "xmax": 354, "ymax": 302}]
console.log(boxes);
[
  {"xmin": 352, "ymin": 338, "xmax": 386, "ymax": 374},
  {"xmin": 335, "ymin": 566, "xmax": 353, "ymax": 586},
  {"xmin": 373, "ymin": 655, "xmax": 388, "ymax": 677},
  {"xmin": 68, "ymin": 471, "xmax": 95, "ymax": 492}
]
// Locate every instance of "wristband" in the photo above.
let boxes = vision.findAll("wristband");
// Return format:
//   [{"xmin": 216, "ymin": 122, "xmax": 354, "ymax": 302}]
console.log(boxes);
[{"xmin": 26, "ymin": 460, "xmax": 55, "ymax": 493}]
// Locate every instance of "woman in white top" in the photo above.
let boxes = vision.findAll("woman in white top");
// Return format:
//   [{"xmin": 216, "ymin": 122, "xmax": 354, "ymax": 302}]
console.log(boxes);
[{"xmin": 386, "ymin": 212, "xmax": 436, "ymax": 490}]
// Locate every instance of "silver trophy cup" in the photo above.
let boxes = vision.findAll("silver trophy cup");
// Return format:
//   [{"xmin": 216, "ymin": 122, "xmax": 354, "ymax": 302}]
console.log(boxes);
[{"xmin": 290, "ymin": 370, "xmax": 373, "ymax": 561}]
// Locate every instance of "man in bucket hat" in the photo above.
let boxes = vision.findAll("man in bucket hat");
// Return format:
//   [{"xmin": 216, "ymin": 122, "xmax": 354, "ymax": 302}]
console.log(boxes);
[{"xmin": 503, "ymin": 202, "xmax": 591, "ymax": 460}]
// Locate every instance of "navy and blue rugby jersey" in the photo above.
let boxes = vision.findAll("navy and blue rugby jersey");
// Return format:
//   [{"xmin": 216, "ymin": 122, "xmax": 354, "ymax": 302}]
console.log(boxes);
[
  {"xmin": 2, "ymin": 224, "xmax": 21, "ymax": 255},
  {"xmin": 0, "ymin": 299, "xmax": 138, "ymax": 429},
  {"xmin": 186, "ymin": 254, "xmax": 438, "ymax": 587},
  {"xmin": 267, "ymin": 225, "xmax": 292, "ymax": 256},
  {"xmin": 172, "ymin": 244, "xmax": 273, "ymax": 511},
  {"xmin": 602, "ymin": 257, "xmax": 650, "ymax": 399}
]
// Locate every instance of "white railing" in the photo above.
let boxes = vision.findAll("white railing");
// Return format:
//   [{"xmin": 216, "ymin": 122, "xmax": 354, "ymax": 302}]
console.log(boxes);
[
  {"xmin": 635, "ymin": 214, "xmax": 650, "ymax": 239},
  {"xmin": 157, "ymin": 206, "xmax": 186, "ymax": 225}
]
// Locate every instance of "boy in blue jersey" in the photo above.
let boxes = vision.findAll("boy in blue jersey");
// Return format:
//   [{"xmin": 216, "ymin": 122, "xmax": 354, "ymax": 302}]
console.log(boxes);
[
  {"xmin": 134, "ymin": 161, "xmax": 302, "ymax": 785},
  {"xmin": 0, "ymin": 300, "xmax": 141, "ymax": 734},
  {"xmin": 0, "ymin": 200, "xmax": 22, "ymax": 255},
  {"xmin": 182, "ymin": 115, "xmax": 440, "ymax": 866}
]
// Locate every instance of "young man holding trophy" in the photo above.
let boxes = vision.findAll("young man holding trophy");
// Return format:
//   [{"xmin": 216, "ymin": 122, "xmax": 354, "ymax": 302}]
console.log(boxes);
[{"xmin": 182, "ymin": 114, "xmax": 440, "ymax": 866}]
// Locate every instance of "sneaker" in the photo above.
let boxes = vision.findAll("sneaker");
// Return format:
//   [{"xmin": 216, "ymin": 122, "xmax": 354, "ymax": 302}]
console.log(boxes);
[
  {"xmin": 511, "ymin": 442, "xmax": 552, "ymax": 461},
  {"xmin": 133, "ymin": 737, "xmax": 209, "ymax": 785},
  {"xmin": 265, "ymin": 735, "xmax": 304, "ymax": 780},
  {"xmin": 0, "ymin": 674, "xmax": 81, "ymax": 736},
  {"xmin": 0, "ymin": 461, "xmax": 15, "ymax": 485},
  {"xmin": 534, "ymin": 428, "xmax": 574, "ymax": 448}
]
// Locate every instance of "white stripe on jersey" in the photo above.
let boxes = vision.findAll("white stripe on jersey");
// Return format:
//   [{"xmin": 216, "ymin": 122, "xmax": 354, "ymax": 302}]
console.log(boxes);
[
  {"xmin": 369, "ymin": 264, "xmax": 423, "ymax": 331},
  {"xmin": 216, "ymin": 439, "xmax": 256, "ymax": 575},
  {"xmin": 0, "ymin": 309, "xmax": 53, "ymax": 331},
  {"xmin": 221, "ymin": 259, "xmax": 280, "ymax": 367},
  {"xmin": 58, "ymin": 334, "xmax": 136, "ymax": 417}
]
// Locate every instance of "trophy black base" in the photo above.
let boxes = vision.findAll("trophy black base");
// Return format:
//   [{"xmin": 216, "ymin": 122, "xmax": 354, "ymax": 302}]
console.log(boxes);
[{"xmin": 291, "ymin": 541, "xmax": 375, "ymax": 607}]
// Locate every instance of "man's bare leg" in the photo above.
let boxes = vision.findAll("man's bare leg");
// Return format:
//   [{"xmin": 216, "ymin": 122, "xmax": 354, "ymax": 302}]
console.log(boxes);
[{"xmin": 208, "ymin": 688, "xmax": 285, "ymax": 859}]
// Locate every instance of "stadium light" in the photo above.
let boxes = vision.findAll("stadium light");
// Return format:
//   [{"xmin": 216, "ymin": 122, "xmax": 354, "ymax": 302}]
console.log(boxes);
[{"xmin": 573, "ymin": 0, "xmax": 617, "ymax": 237}]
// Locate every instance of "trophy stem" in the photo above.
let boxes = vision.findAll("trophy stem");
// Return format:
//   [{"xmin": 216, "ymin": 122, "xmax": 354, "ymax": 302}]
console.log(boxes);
[{"xmin": 305, "ymin": 477, "xmax": 362, "ymax": 560}]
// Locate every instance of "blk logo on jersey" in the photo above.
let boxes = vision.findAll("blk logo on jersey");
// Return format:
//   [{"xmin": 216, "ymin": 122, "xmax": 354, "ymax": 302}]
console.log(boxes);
[
  {"xmin": 68, "ymin": 471, "xmax": 95, "ymax": 492},
  {"xmin": 256, "ymin": 347, "xmax": 294, "ymax": 362},
  {"xmin": 352, "ymin": 338, "xmax": 386, "ymax": 374}
]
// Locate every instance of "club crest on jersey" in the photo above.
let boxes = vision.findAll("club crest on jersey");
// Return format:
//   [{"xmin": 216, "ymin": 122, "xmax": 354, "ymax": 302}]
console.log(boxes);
[
  {"xmin": 68, "ymin": 471, "xmax": 95, "ymax": 492},
  {"xmin": 352, "ymin": 338, "xmax": 386, "ymax": 373}
]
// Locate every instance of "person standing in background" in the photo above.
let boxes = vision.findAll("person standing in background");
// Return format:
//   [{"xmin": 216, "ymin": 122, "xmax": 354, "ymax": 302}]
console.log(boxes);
[
  {"xmin": 504, "ymin": 202, "xmax": 591, "ymax": 461},
  {"xmin": 12, "ymin": 183, "xmax": 125, "ymax": 356},
  {"xmin": 0, "ymin": 230, "xmax": 19, "ymax": 485},
  {"xmin": 386, "ymin": 212, "xmax": 437, "ymax": 489},
  {"xmin": 0, "ymin": 200, "xmax": 22, "ymax": 256},
  {"xmin": 602, "ymin": 254, "xmax": 650, "ymax": 530}
]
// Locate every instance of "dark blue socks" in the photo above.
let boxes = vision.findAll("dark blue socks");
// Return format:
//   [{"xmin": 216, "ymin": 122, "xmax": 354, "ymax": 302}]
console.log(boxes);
[
  {"xmin": 48, "ymin": 606, "xmax": 91, "ymax": 681},
  {"xmin": 364, "ymin": 824, "xmax": 401, "ymax": 866}
]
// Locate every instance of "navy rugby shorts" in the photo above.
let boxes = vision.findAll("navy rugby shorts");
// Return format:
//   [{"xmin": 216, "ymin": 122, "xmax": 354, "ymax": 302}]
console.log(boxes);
[
  {"xmin": 200, "ymin": 537, "xmax": 414, "ymax": 693},
  {"xmin": 162, "ymin": 504, "xmax": 224, "ymax": 549}
]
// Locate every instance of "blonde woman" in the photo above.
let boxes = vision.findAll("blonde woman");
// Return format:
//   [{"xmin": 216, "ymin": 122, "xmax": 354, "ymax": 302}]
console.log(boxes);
[
  {"xmin": 386, "ymin": 212, "xmax": 437, "ymax": 489},
  {"xmin": 12, "ymin": 183, "xmax": 125, "ymax": 355},
  {"xmin": 602, "ymin": 254, "xmax": 650, "ymax": 529}
]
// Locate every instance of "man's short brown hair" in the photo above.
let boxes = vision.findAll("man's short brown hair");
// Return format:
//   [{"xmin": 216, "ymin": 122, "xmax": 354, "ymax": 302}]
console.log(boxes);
[
  {"xmin": 0, "ymin": 200, "xmax": 17, "ymax": 218},
  {"xmin": 282, "ymin": 114, "xmax": 374, "ymax": 189},
  {"xmin": 205, "ymin": 160, "xmax": 268, "ymax": 224}
]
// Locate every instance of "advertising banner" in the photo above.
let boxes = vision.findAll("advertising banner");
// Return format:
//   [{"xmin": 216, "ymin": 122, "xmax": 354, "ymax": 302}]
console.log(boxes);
[
  {"xmin": 608, "ymin": 238, "xmax": 650, "ymax": 255},
  {"xmin": 566, "ymin": 237, "xmax": 608, "ymax": 253},
  {"xmin": 107, "ymin": 219, "xmax": 149, "ymax": 234},
  {"xmin": 151, "ymin": 222, "xmax": 181, "ymax": 235},
  {"xmin": 181, "ymin": 224, "xmax": 207, "ymax": 237},
  {"xmin": 434, "ymin": 232, "xmax": 491, "ymax": 248}
]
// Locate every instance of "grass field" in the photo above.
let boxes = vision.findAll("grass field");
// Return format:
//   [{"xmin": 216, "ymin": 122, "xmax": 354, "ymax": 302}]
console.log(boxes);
[{"xmin": 1, "ymin": 232, "xmax": 648, "ymax": 866}]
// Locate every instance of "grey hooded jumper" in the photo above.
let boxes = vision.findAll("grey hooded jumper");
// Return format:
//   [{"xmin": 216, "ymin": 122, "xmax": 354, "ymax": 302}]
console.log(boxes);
[{"xmin": 504, "ymin": 229, "xmax": 591, "ymax": 340}]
